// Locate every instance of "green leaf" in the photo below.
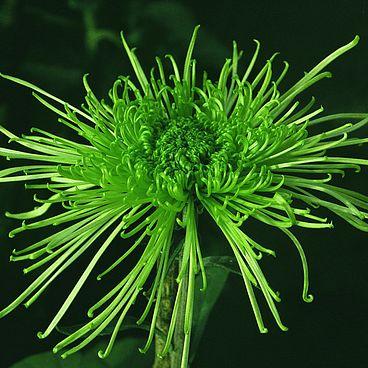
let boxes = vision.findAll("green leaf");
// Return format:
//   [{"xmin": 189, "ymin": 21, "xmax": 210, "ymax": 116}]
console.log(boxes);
[
  {"xmin": 190, "ymin": 256, "xmax": 237, "ymax": 363},
  {"xmin": 56, "ymin": 315, "xmax": 150, "ymax": 336},
  {"xmin": 98, "ymin": 337, "xmax": 153, "ymax": 368},
  {"xmin": 10, "ymin": 352, "xmax": 82, "ymax": 368},
  {"xmin": 10, "ymin": 337, "xmax": 153, "ymax": 368},
  {"xmin": 203, "ymin": 256, "xmax": 241, "ymax": 275}
]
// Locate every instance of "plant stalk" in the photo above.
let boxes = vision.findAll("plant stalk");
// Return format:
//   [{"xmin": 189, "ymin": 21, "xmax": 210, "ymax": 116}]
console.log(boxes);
[{"xmin": 153, "ymin": 253, "xmax": 188, "ymax": 368}]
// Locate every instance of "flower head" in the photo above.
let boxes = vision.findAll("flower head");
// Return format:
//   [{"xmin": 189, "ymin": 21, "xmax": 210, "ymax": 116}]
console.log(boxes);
[{"xmin": 0, "ymin": 26, "xmax": 367, "ymax": 367}]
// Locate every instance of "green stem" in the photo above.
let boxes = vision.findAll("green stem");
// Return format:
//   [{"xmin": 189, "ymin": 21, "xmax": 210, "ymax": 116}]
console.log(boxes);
[{"xmin": 153, "ymin": 253, "xmax": 188, "ymax": 368}]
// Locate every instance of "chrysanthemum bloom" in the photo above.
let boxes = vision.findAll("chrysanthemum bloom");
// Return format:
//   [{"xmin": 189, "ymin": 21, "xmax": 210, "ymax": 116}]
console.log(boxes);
[{"xmin": 0, "ymin": 26, "xmax": 367, "ymax": 367}]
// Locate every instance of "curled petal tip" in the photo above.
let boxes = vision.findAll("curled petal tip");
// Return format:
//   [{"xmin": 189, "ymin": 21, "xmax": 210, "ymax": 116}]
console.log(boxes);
[
  {"xmin": 304, "ymin": 294, "xmax": 314, "ymax": 303},
  {"xmin": 37, "ymin": 331, "xmax": 45, "ymax": 339},
  {"xmin": 98, "ymin": 350, "xmax": 106, "ymax": 359}
]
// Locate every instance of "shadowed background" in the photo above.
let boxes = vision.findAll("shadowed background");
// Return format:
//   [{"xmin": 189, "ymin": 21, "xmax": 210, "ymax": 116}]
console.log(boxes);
[{"xmin": 0, "ymin": 0, "xmax": 367, "ymax": 367}]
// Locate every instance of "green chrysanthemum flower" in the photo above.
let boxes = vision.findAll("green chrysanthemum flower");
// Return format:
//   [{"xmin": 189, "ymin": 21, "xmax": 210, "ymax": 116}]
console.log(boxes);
[{"xmin": 0, "ymin": 26, "xmax": 367, "ymax": 367}]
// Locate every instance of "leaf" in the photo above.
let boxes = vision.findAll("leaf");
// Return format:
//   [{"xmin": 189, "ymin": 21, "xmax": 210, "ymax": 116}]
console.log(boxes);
[
  {"xmin": 9, "ymin": 352, "xmax": 82, "ymax": 368},
  {"xmin": 190, "ymin": 256, "xmax": 238, "ymax": 363},
  {"xmin": 10, "ymin": 337, "xmax": 153, "ymax": 368},
  {"xmin": 98, "ymin": 337, "xmax": 153, "ymax": 368},
  {"xmin": 56, "ymin": 315, "xmax": 150, "ymax": 336},
  {"xmin": 203, "ymin": 256, "xmax": 241, "ymax": 275}
]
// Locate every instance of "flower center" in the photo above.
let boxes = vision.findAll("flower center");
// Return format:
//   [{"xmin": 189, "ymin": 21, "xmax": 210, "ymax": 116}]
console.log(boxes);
[{"xmin": 152, "ymin": 117, "xmax": 219, "ymax": 176}]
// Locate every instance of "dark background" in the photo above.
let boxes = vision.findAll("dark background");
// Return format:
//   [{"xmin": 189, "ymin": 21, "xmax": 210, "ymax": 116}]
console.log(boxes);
[{"xmin": 0, "ymin": 0, "xmax": 368, "ymax": 367}]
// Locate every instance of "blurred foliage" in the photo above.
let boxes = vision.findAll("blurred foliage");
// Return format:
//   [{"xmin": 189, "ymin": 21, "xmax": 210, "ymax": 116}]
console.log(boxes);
[
  {"xmin": 0, "ymin": 0, "xmax": 17, "ymax": 28},
  {"xmin": 0, "ymin": 0, "xmax": 230, "ymax": 141}
]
